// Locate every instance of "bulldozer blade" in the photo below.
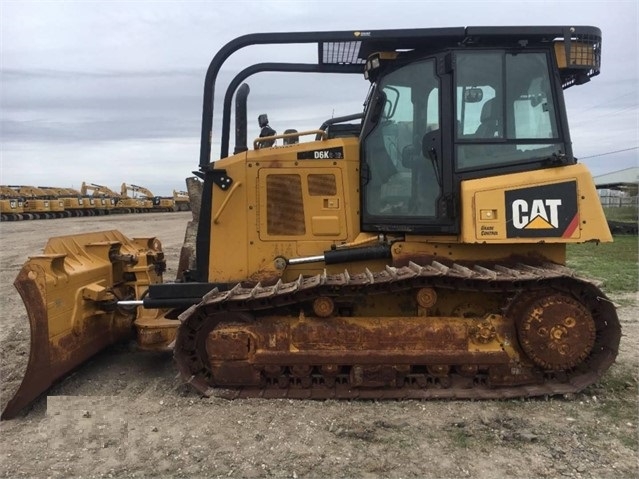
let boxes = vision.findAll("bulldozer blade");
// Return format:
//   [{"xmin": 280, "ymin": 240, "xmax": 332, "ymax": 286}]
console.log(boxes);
[{"xmin": 1, "ymin": 230, "xmax": 164, "ymax": 420}]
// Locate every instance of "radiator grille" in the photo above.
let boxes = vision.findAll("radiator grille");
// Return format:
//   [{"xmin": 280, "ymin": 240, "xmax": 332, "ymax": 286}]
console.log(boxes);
[
  {"xmin": 308, "ymin": 174, "xmax": 337, "ymax": 196},
  {"xmin": 267, "ymin": 175, "xmax": 305, "ymax": 236}
]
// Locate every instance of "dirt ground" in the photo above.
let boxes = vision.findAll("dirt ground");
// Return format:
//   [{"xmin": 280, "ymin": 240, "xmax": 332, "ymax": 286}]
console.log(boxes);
[{"xmin": 0, "ymin": 212, "xmax": 637, "ymax": 478}]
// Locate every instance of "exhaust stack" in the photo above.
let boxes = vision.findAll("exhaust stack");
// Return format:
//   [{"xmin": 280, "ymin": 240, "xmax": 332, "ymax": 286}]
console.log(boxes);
[{"xmin": 233, "ymin": 83, "xmax": 250, "ymax": 155}]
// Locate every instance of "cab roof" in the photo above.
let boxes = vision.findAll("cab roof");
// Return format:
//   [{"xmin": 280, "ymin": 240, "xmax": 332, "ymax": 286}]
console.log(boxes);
[{"xmin": 201, "ymin": 26, "xmax": 601, "ymax": 166}]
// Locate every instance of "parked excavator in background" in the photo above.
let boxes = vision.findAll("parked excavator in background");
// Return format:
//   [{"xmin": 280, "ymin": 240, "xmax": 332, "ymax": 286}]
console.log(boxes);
[
  {"xmin": 80, "ymin": 182, "xmax": 118, "ymax": 214},
  {"xmin": 1, "ymin": 184, "xmax": 185, "ymax": 220},
  {"xmin": 38, "ymin": 187, "xmax": 84, "ymax": 217},
  {"xmin": 38, "ymin": 186, "xmax": 82, "ymax": 218},
  {"xmin": 38, "ymin": 187, "xmax": 78, "ymax": 218},
  {"xmin": 9, "ymin": 186, "xmax": 57, "ymax": 219},
  {"xmin": 122, "ymin": 183, "xmax": 176, "ymax": 212},
  {"xmin": 65, "ymin": 187, "xmax": 99, "ymax": 216},
  {"xmin": 119, "ymin": 183, "xmax": 153, "ymax": 212},
  {"xmin": 0, "ymin": 186, "xmax": 25, "ymax": 221},
  {"xmin": 2, "ymin": 26, "xmax": 621, "ymax": 420}
]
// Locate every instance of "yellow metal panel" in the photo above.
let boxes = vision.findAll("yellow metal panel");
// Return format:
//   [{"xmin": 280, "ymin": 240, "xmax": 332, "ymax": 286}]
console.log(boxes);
[
  {"xmin": 311, "ymin": 216, "xmax": 341, "ymax": 235},
  {"xmin": 207, "ymin": 154, "xmax": 250, "ymax": 282},
  {"xmin": 208, "ymin": 138, "xmax": 362, "ymax": 283},
  {"xmin": 392, "ymin": 239, "xmax": 566, "ymax": 265},
  {"xmin": 258, "ymin": 167, "xmax": 347, "ymax": 242},
  {"xmin": 460, "ymin": 164, "xmax": 611, "ymax": 244}
]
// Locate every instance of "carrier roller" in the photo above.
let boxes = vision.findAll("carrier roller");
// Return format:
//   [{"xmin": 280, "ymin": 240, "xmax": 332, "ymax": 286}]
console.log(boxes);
[{"xmin": 175, "ymin": 261, "xmax": 621, "ymax": 400}]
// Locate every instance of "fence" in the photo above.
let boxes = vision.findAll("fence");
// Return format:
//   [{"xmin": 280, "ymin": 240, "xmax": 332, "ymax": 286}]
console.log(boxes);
[{"xmin": 598, "ymin": 190, "xmax": 638, "ymax": 208}]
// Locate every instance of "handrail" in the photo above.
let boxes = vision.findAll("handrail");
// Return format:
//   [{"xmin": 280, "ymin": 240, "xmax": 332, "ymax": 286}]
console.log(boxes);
[{"xmin": 252, "ymin": 129, "xmax": 327, "ymax": 150}]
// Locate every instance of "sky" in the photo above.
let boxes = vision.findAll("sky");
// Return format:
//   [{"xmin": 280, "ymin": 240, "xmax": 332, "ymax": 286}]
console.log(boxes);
[{"xmin": 1, "ymin": 0, "xmax": 637, "ymax": 196}]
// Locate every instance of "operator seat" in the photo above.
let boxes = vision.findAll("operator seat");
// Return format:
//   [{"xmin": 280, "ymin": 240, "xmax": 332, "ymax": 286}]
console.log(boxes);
[{"xmin": 474, "ymin": 97, "xmax": 502, "ymax": 139}]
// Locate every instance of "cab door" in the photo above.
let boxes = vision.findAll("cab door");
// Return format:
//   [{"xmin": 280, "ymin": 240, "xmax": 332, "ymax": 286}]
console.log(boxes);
[{"xmin": 360, "ymin": 55, "xmax": 456, "ymax": 234}]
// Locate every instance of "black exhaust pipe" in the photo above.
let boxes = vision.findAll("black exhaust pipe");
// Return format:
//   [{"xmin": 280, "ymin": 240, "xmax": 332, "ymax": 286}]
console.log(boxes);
[{"xmin": 234, "ymin": 83, "xmax": 250, "ymax": 154}]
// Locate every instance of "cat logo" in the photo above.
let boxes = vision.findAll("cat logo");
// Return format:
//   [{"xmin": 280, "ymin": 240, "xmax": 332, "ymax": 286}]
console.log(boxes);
[
  {"xmin": 505, "ymin": 181, "xmax": 579, "ymax": 238},
  {"xmin": 512, "ymin": 198, "xmax": 562, "ymax": 229}
]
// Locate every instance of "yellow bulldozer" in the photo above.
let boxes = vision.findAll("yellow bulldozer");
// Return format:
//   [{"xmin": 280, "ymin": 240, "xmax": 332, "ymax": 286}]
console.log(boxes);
[
  {"xmin": 2, "ymin": 26, "xmax": 621, "ymax": 419},
  {"xmin": 173, "ymin": 189, "xmax": 191, "ymax": 211}
]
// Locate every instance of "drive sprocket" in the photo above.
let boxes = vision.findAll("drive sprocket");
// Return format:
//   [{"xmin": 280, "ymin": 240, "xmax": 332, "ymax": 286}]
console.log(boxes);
[{"xmin": 514, "ymin": 290, "xmax": 596, "ymax": 370}]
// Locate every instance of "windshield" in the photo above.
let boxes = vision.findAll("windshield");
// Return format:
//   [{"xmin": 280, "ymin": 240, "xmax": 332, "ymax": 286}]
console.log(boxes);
[{"xmin": 455, "ymin": 51, "xmax": 563, "ymax": 170}]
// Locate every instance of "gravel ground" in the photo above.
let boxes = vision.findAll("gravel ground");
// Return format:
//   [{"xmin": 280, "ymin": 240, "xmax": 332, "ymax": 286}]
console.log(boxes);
[{"xmin": 1, "ymin": 212, "xmax": 637, "ymax": 478}]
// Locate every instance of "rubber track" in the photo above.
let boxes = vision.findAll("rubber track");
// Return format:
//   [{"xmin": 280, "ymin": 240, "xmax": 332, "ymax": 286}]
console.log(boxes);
[{"xmin": 174, "ymin": 260, "xmax": 621, "ymax": 400}]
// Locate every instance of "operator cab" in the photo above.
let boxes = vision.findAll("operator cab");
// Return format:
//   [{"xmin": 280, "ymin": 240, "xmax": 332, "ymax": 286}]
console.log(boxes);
[{"xmin": 360, "ymin": 43, "xmax": 573, "ymax": 234}]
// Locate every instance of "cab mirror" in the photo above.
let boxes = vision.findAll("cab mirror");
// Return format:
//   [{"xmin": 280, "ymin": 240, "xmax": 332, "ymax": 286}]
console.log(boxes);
[
  {"xmin": 464, "ymin": 88, "xmax": 483, "ymax": 103},
  {"xmin": 371, "ymin": 90, "xmax": 388, "ymax": 124}
]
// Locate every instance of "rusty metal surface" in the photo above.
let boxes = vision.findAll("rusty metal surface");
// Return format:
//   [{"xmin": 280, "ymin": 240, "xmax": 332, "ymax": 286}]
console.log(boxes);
[
  {"xmin": 174, "ymin": 261, "xmax": 621, "ymax": 400},
  {"xmin": 515, "ymin": 290, "xmax": 597, "ymax": 370},
  {"xmin": 2, "ymin": 264, "xmax": 134, "ymax": 420},
  {"xmin": 2, "ymin": 230, "xmax": 165, "ymax": 420}
]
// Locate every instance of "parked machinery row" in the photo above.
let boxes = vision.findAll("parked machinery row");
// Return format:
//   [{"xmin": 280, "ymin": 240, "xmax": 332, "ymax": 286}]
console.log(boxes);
[{"xmin": 0, "ymin": 183, "xmax": 190, "ymax": 221}]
